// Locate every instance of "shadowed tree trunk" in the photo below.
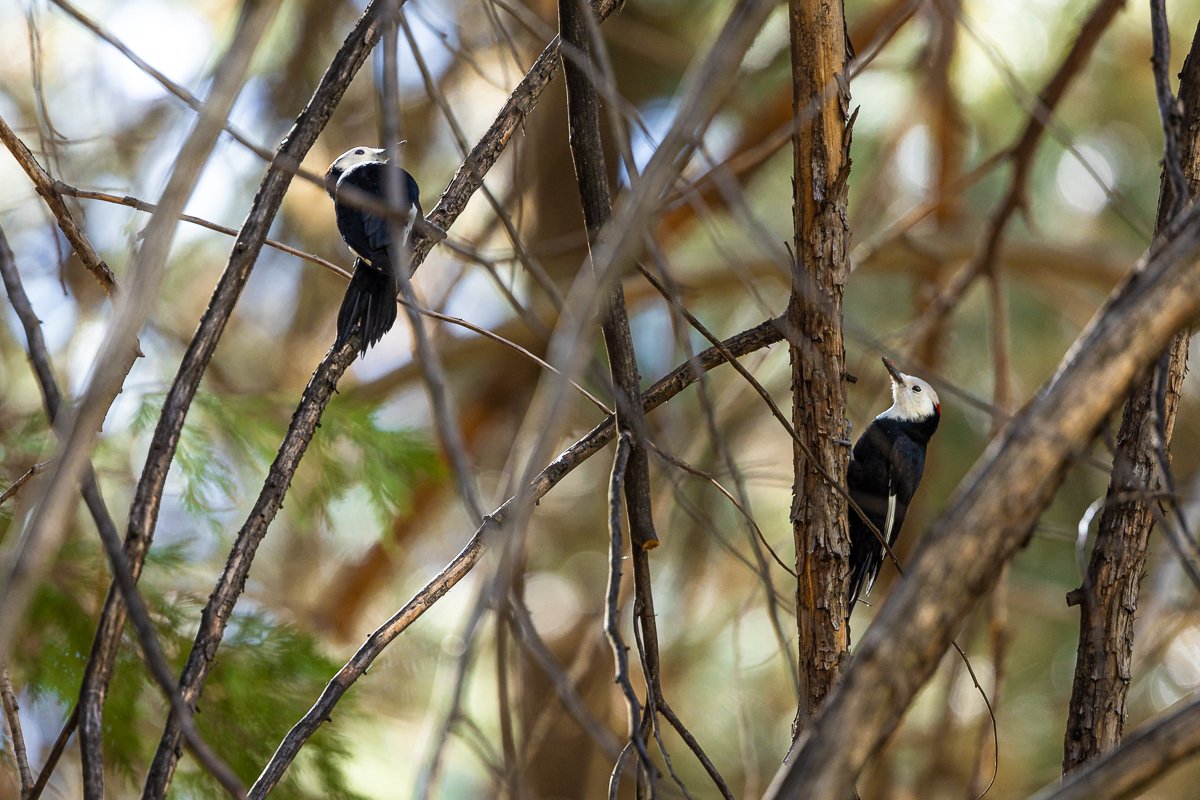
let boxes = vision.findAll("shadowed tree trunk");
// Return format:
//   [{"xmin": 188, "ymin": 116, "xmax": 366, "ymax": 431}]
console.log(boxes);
[
  {"xmin": 1062, "ymin": 17, "xmax": 1200, "ymax": 775},
  {"xmin": 787, "ymin": 0, "xmax": 854, "ymax": 734}
]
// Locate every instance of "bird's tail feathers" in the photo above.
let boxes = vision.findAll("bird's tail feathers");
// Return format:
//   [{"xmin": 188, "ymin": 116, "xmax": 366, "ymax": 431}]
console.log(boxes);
[{"xmin": 335, "ymin": 258, "xmax": 398, "ymax": 357}]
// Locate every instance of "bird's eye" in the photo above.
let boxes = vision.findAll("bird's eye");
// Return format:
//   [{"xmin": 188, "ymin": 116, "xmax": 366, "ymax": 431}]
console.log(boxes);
[
  {"xmin": 354, "ymin": 148, "xmax": 365, "ymax": 155},
  {"xmin": 912, "ymin": 385, "xmax": 922, "ymax": 393}
]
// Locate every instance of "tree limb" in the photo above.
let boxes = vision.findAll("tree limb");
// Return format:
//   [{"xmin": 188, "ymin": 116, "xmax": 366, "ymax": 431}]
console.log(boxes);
[{"xmin": 1036, "ymin": 695, "xmax": 1200, "ymax": 800}]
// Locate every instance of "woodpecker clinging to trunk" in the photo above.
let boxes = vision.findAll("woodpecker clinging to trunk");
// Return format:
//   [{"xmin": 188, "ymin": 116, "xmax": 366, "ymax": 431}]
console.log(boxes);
[
  {"xmin": 847, "ymin": 357, "xmax": 941, "ymax": 616},
  {"xmin": 324, "ymin": 146, "xmax": 422, "ymax": 356}
]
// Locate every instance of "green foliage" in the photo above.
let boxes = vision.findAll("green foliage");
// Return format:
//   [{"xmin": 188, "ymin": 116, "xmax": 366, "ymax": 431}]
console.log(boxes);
[
  {"xmin": 133, "ymin": 390, "xmax": 439, "ymax": 535},
  {"xmin": 295, "ymin": 398, "xmax": 442, "ymax": 532},
  {"xmin": 16, "ymin": 544, "xmax": 365, "ymax": 797},
  {"xmin": 174, "ymin": 613, "xmax": 366, "ymax": 800}
]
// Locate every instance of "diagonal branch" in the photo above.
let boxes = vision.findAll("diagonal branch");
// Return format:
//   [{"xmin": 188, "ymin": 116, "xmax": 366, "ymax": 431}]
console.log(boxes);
[
  {"xmin": 0, "ymin": 10, "xmax": 276, "ymax": 799},
  {"xmin": 144, "ymin": 1, "xmax": 625, "ymax": 791},
  {"xmin": 1036, "ymin": 694, "xmax": 1200, "ymax": 800},
  {"xmin": 48, "ymin": 2, "xmax": 396, "ymax": 792},
  {"xmin": 0, "ymin": 114, "xmax": 117, "ymax": 294},
  {"xmin": 1062, "ymin": 14, "xmax": 1200, "ymax": 775},
  {"xmin": 0, "ymin": 223, "xmax": 246, "ymax": 798},
  {"xmin": 248, "ymin": 317, "xmax": 784, "ymax": 796},
  {"xmin": 765, "ymin": 187, "xmax": 1200, "ymax": 798},
  {"xmin": 903, "ymin": 0, "xmax": 1128, "ymax": 353},
  {"xmin": 0, "ymin": 665, "xmax": 32, "ymax": 796}
]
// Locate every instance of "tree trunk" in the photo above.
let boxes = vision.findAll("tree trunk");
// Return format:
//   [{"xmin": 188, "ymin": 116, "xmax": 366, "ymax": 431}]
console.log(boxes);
[{"xmin": 787, "ymin": 0, "xmax": 853, "ymax": 733}]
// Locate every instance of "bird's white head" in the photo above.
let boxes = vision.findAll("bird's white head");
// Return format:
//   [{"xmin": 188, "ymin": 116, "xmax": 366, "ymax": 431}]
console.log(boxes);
[
  {"xmin": 323, "ymin": 145, "xmax": 392, "ymax": 197},
  {"xmin": 877, "ymin": 357, "xmax": 940, "ymax": 422}
]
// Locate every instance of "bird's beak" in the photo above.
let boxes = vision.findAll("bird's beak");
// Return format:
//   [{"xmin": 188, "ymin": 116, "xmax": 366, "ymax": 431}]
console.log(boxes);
[
  {"xmin": 882, "ymin": 356, "xmax": 905, "ymax": 386},
  {"xmin": 323, "ymin": 169, "xmax": 339, "ymax": 198}
]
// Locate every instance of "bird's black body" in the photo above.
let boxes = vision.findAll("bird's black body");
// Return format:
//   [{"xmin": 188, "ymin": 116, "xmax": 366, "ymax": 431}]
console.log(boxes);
[
  {"xmin": 325, "ymin": 149, "xmax": 422, "ymax": 356},
  {"xmin": 846, "ymin": 359, "xmax": 941, "ymax": 616}
]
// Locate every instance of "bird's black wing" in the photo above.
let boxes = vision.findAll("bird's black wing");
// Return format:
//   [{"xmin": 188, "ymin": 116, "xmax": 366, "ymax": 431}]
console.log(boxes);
[
  {"xmin": 847, "ymin": 428, "xmax": 892, "ymax": 608},
  {"xmin": 354, "ymin": 164, "xmax": 421, "ymax": 267},
  {"xmin": 884, "ymin": 433, "xmax": 925, "ymax": 547},
  {"xmin": 847, "ymin": 425, "xmax": 927, "ymax": 608}
]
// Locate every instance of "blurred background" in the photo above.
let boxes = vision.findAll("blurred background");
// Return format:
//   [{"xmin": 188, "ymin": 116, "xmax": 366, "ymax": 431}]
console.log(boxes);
[{"xmin": 2, "ymin": 0, "xmax": 1200, "ymax": 797}]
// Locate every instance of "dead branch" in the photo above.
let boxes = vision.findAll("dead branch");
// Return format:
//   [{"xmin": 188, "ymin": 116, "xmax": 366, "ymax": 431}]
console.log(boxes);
[{"xmin": 0, "ymin": 114, "xmax": 116, "ymax": 294}]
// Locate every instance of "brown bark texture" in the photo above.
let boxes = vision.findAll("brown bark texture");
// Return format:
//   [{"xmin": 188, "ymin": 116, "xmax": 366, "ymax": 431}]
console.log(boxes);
[
  {"xmin": 786, "ymin": 0, "xmax": 853, "ymax": 730},
  {"xmin": 1062, "ymin": 18, "xmax": 1200, "ymax": 774}
]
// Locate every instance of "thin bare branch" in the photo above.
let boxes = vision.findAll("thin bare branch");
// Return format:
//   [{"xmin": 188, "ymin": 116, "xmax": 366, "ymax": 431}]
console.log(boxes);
[
  {"xmin": 603, "ymin": 433, "xmax": 655, "ymax": 790},
  {"xmin": 1, "ymin": 665, "xmax": 32, "ymax": 796},
  {"xmin": 1063, "ymin": 14, "xmax": 1200, "ymax": 773},
  {"xmin": 247, "ymin": 317, "xmax": 784, "ymax": 796},
  {"xmin": 506, "ymin": 600, "xmax": 625, "ymax": 761},
  {"xmin": 0, "ymin": 114, "xmax": 116, "ymax": 294},
  {"xmin": 0, "ymin": 222, "xmax": 246, "ymax": 798},
  {"xmin": 54, "ymin": 2, "xmax": 396, "ymax": 790},
  {"xmin": 0, "ymin": 461, "xmax": 52, "ymax": 507},
  {"xmin": 383, "ymin": 8, "xmax": 485, "ymax": 524},
  {"xmin": 1150, "ymin": 0, "xmax": 1188, "ymax": 218},
  {"xmin": 902, "ymin": 0, "xmax": 1129, "ymax": 353}
]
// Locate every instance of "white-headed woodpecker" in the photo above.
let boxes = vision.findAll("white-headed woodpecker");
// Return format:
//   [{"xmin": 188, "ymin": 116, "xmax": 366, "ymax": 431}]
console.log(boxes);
[
  {"xmin": 324, "ymin": 146, "xmax": 422, "ymax": 356},
  {"xmin": 847, "ymin": 357, "xmax": 941, "ymax": 614}
]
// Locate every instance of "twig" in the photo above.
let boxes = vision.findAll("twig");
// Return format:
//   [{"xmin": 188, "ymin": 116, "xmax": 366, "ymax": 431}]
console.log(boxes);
[
  {"xmin": 247, "ymin": 318, "xmax": 784, "ymax": 796},
  {"xmin": 967, "ymin": 565, "xmax": 1008, "ymax": 798},
  {"xmin": 409, "ymin": 0, "xmax": 624, "ymax": 270},
  {"xmin": 1149, "ymin": 0, "xmax": 1188, "ymax": 219},
  {"xmin": 1, "ymin": 665, "xmax": 32, "ymax": 796},
  {"xmin": 43, "ymin": 180, "xmax": 609, "ymax": 412},
  {"xmin": 631, "ymin": 619, "xmax": 684, "ymax": 800},
  {"xmin": 0, "ymin": 113, "xmax": 116, "ymax": 294},
  {"xmin": 640, "ymin": 236, "xmax": 800, "ymax": 696},
  {"xmin": 397, "ymin": 9, "xmax": 564, "ymax": 312},
  {"xmin": 249, "ymin": 3, "xmax": 781, "ymax": 791},
  {"xmin": 413, "ymin": 581, "xmax": 491, "ymax": 800},
  {"xmin": 16, "ymin": 7, "xmax": 279, "ymax": 797},
  {"xmin": 0, "ymin": 461, "xmax": 52, "ymax": 507},
  {"xmin": 53, "ymin": 182, "xmax": 346, "ymax": 276},
  {"xmin": 562, "ymin": 4, "xmax": 733, "ymax": 793},
  {"xmin": 649, "ymin": 447, "xmax": 795, "ymax": 577},
  {"xmin": 1062, "ymin": 15, "xmax": 1200, "ymax": 773},
  {"xmin": 26, "ymin": 707, "xmax": 74, "ymax": 800},
  {"xmin": 148, "ymin": 0, "xmax": 633, "ymax": 784},
  {"xmin": 603, "ymin": 433, "xmax": 656, "ymax": 793},
  {"xmin": 142, "ymin": 337, "xmax": 358, "ymax": 797},
  {"xmin": 47, "ymin": 0, "xmax": 327, "ymax": 192}
]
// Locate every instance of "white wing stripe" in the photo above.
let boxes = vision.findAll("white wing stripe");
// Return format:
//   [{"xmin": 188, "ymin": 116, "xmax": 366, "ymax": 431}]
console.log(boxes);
[{"xmin": 865, "ymin": 485, "xmax": 898, "ymax": 598}]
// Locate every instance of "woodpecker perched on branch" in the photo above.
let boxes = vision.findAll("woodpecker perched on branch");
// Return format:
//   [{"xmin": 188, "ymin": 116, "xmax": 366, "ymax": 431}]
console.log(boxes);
[
  {"xmin": 847, "ymin": 357, "xmax": 941, "ymax": 615},
  {"xmin": 324, "ymin": 146, "xmax": 422, "ymax": 356}
]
